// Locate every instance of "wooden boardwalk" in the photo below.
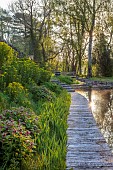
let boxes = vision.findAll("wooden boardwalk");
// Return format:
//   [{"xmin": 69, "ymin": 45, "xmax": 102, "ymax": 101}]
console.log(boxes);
[{"xmin": 66, "ymin": 92, "xmax": 113, "ymax": 170}]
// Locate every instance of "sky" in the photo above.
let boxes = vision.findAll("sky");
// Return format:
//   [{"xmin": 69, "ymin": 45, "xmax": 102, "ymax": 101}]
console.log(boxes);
[{"xmin": 0, "ymin": 0, "xmax": 14, "ymax": 9}]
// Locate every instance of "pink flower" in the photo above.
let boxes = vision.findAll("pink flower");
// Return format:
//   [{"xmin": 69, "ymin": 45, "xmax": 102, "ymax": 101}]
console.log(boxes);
[
  {"xmin": 0, "ymin": 115, "xmax": 3, "ymax": 119},
  {"xmin": 13, "ymin": 129, "xmax": 17, "ymax": 133},
  {"xmin": 2, "ymin": 132, "xmax": 7, "ymax": 137},
  {"xmin": 25, "ymin": 131, "xmax": 30, "ymax": 136}
]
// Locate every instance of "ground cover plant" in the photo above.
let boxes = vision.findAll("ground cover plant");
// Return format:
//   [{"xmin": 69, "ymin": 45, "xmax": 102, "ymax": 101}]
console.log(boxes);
[{"xmin": 0, "ymin": 45, "xmax": 71, "ymax": 170}]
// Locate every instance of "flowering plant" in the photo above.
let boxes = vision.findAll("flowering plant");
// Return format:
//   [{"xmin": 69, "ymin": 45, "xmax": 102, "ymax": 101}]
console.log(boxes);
[{"xmin": 0, "ymin": 107, "xmax": 39, "ymax": 169}]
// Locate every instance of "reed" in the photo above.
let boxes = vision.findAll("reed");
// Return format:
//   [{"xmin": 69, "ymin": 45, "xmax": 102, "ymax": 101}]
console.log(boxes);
[{"xmin": 35, "ymin": 91, "xmax": 71, "ymax": 170}]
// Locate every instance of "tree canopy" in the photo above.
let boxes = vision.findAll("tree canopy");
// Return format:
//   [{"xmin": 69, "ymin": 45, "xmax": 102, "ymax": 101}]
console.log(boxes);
[{"xmin": 0, "ymin": 0, "xmax": 113, "ymax": 76}]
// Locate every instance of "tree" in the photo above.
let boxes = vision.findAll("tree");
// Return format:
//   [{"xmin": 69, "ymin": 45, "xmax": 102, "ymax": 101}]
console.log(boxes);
[
  {"xmin": 10, "ymin": 0, "xmax": 60, "ymax": 66},
  {"xmin": 84, "ymin": 0, "xmax": 112, "ymax": 77},
  {"xmin": 92, "ymin": 32, "xmax": 112, "ymax": 76},
  {"xmin": 1, "ymin": 0, "xmax": 113, "ymax": 74},
  {"xmin": 0, "ymin": 8, "xmax": 12, "ymax": 41},
  {"xmin": 11, "ymin": 0, "xmax": 39, "ymax": 60}
]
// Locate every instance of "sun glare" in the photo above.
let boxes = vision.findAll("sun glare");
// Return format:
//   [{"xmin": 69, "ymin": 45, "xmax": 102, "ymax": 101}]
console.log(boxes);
[{"xmin": 90, "ymin": 93, "xmax": 97, "ymax": 112}]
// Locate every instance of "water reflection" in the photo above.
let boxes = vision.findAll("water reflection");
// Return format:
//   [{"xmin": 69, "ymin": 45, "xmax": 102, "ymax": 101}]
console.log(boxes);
[{"xmin": 76, "ymin": 89, "xmax": 113, "ymax": 150}]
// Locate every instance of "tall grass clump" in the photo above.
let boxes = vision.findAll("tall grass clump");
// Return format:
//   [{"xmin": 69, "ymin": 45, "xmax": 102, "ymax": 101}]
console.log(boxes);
[
  {"xmin": 22, "ymin": 90, "xmax": 71, "ymax": 170},
  {"xmin": 36, "ymin": 91, "xmax": 70, "ymax": 170}
]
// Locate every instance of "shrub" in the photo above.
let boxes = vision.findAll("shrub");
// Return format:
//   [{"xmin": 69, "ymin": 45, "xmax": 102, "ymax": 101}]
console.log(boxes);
[
  {"xmin": 14, "ymin": 59, "xmax": 40, "ymax": 85},
  {"xmin": 5, "ymin": 82, "xmax": 26, "ymax": 99},
  {"xmin": 0, "ymin": 42, "xmax": 16, "ymax": 69},
  {"xmin": 38, "ymin": 68, "xmax": 52, "ymax": 85},
  {"xmin": 0, "ymin": 64, "xmax": 21, "ymax": 89},
  {"xmin": 5, "ymin": 82, "xmax": 31, "ymax": 108},
  {"xmin": 0, "ymin": 58, "xmax": 52, "ymax": 90},
  {"xmin": 44, "ymin": 82, "xmax": 63, "ymax": 95},
  {"xmin": 29, "ymin": 84, "xmax": 55, "ymax": 102},
  {"xmin": 0, "ymin": 107, "xmax": 39, "ymax": 169},
  {"xmin": 57, "ymin": 75, "xmax": 73, "ymax": 84}
]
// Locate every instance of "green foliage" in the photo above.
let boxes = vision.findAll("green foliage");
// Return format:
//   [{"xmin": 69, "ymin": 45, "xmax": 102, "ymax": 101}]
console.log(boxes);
[
  {"xmin": 19, "ymin": 91, "xmax": 70, "ymax": 170},
  {"xmin": 0, "ymin": 50, "xmax": 70, "ymax": 170},
  {"xmin": 0, "ymin": 90, "xmax": 70, "ymax": 170},
  {"xmin": 5, "ymin": 82, "xmax": 27, "ymax": 100},
  {"xmin": 0, "ymin": 42, "xmax": 16, "ymax": 69},
  {"xmin": 29, "ymin": 84, "xmax": 55, "ymax": 102},
  {"xmin": 43, "ymin": 82, "xmax": 63, "ymax": 95},
  {"xmin": 92, "ymin": 32, "xmax": 112, "ymax": 77},
  {"xmin": 36, "ymin": 91, "xmax": 71, "ymax": 169},
  {"xmin": 0, "ymin": 107, "xmax": 39, "ymax": 170},
  {"xmin": 0, "ymin": 92, "xmax": 9, "ymax": 111},
  {"xmin": 0, "ymin": 58, "xmax": 52, "ymax": 90},
  {"xmin": 73, "ymin": 79, "xmax": 80, "ymax": 84},
  {"xmin": 5, "ymin": 82, "xmax": 31, "ymax": 108},
  {"xmin": 0, "ymin": 65, "xmax": 20, "ymax": 89},
  {"xmin": 57, "ymin": 75, "xmax": 73, "ymax": 84},
  {"xmin": 38, "ymin": 68, "xmax": 52, "ymax": 84}
]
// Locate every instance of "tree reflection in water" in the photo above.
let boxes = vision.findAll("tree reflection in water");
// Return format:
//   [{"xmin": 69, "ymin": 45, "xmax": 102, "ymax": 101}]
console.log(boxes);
[{"xmin": 76, "ymin": 89, "xmax": 113, "ymax": 151}]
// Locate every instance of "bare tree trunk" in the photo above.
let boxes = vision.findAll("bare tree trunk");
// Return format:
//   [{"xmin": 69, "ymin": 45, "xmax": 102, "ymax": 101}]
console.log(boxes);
[
  {"xmin": 88, "ymin": 31, "xmax": 93, "ymax": 77},
  {"xmin": 87, "ymin": 0, "xmax": 96, "ymax": 78},
  {"xmin": 78, "ymin": 50, "xmax": 82, "ymax": 75}
]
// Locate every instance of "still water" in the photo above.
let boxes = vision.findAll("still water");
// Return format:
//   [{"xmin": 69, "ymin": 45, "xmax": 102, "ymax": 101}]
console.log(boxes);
[{"xmin": 76, "ymin": 89, "xmax": 113, "ymax": 151}]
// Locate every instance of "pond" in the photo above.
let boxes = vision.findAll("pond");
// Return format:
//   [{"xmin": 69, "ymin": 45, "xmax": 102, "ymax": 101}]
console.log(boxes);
[{"xmin": 76, "ymin": 88, "xmax": 113, "ymax": 152}]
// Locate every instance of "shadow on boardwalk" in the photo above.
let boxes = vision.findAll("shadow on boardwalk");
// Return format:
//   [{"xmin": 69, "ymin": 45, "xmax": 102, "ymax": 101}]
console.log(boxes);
[{"xmin": 66, "ymin": 92, "xmax": 113, "ymax": 170}]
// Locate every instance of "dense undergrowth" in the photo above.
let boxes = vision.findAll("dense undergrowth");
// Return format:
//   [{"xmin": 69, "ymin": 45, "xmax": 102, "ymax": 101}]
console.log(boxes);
[{"xmin": 0, "ymin": 43, "xmax": 71, "ymax": 170}]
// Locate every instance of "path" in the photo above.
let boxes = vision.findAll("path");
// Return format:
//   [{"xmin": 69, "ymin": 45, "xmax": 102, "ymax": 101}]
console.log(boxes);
[{"xmin": 66, "ymin": 92, "xmax": 113, "ymax": 170}]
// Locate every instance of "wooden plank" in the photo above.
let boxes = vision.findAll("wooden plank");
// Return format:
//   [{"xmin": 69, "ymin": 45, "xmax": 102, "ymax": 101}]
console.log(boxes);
[{"xmin": 66, "ymin": 92, "xmax": 113, "ymax": 169}]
